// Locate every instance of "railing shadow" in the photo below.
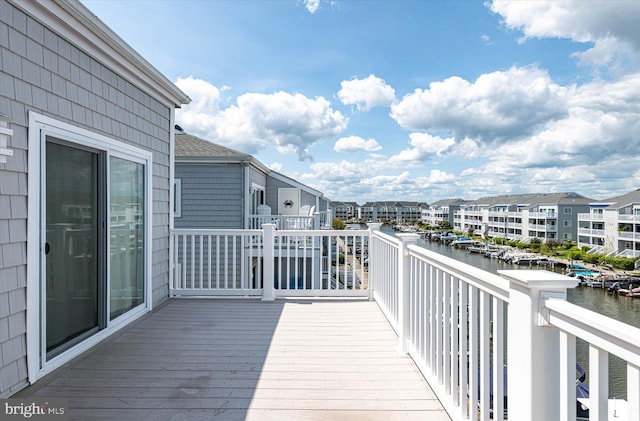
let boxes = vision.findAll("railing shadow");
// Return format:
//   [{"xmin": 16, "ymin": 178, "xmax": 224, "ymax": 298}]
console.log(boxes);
[{"xmin": 16, "ymin": 298, "xmax": 286, "ymax": 420}]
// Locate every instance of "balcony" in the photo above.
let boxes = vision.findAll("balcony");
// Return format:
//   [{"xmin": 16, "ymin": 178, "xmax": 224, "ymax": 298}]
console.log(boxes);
[
  {"xmin": 579, "ymin": 213, "xmax": 604, "ymax": 221},
  {"xmin": 16, "ymin": 225, "xmax": 640, "ymax": 420},
  {"xmin": 619, "ymin": 214, "xmax": 640, "ymax": 222}
]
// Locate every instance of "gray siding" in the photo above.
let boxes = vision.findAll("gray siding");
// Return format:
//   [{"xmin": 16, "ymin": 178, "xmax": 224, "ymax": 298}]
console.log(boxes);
[
  {"xmin": 0, "ymin": 0, "xmax": 173, "ymax": 397},
  {"xmin": 175, "ymin": 164, "xmax": 244, "ymax": 229},
  {"xmin": 266, "ymin": 175, "xmax": 318, "ymax": 214},
  {"xmin": 249, "ymin": 166, "xmax": 267, "ymax": 189}
]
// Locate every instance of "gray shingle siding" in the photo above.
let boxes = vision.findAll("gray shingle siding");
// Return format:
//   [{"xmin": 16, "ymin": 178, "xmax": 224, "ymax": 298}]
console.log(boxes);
[
  {"xmin": 175, "ymin": 165, "xmax": 244, "ymax": 229},
  {"xmin": 0, "ymin": 0, "xmax": 174, "ymax": 397},
  {"xmin": 266, "ymin": 176, "xmax": 318, "ymax": 212}
]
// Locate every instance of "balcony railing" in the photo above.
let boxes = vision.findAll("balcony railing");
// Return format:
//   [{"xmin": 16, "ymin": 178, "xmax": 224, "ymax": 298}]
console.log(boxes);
[
  {"xmin": 170, "ymin": 224, "xmax": 640, "ymax": 421},
  {"xmin": 249, "ymin": 210, "xmax": 332, "ymax": 230}
]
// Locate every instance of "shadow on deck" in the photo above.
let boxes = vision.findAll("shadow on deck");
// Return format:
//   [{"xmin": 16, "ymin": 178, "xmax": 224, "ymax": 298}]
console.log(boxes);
[{"xmin": 16, "ymin": 298, "xmax": 450, "ymax": 420}]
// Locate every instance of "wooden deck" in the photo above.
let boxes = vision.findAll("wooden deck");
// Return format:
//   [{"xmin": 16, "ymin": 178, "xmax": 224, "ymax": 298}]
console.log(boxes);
[{"xmin": 17, "ymin": 298, "xmax": 450, "ymax": 420}]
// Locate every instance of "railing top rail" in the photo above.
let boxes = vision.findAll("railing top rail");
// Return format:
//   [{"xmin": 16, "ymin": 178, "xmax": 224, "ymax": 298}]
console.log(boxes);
[
  {"xmin": 274, "ymin": 229, "xmax": 370, "ymax": 236},
  {"xmin": 172, "ymin": 228, "xmax": 263, "ymax": 235},
  {"xmin": 406, "ymin": 243, "xmax": 510, "ymax": 303},
  {"xmin": 545, "ymin": 299, "xmax": 640, "ymax": 367},
  {"xmin": 371, "ymin": 229, "xmax": 402, "ymax": 247}
]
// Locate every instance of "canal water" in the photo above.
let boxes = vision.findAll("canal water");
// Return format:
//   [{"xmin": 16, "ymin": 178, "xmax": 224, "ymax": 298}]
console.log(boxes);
[{"xmin": 412, "ymin": 236, "xmax": 639, "ymax": 400}]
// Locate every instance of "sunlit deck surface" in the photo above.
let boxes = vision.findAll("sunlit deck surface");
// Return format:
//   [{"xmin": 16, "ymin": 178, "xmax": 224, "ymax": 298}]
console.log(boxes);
[{"xmin": 18, "ymin": 298, "xmax": 450, "ymax": 420}]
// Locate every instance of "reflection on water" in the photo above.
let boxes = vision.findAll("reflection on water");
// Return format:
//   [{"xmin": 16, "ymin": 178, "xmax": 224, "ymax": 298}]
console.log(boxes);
[{"xmin": 412, "ymin": 235, "xmax": 638, "ymax": 400}]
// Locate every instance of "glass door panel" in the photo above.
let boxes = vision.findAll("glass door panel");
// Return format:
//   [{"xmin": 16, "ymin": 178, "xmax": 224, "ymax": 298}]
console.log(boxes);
[
  {"xmin": 45, "ymin": 140, "xmax": 100, "ymax": 356},
  {"xmin": 109, "ymin": 156, "xmax": 145, "ymax": 320}
]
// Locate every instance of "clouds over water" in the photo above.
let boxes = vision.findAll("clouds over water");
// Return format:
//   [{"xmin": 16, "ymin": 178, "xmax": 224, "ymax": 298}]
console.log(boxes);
[{"xmin": 174, "ymin": 1, "xmax": 640, "ymax": 202}]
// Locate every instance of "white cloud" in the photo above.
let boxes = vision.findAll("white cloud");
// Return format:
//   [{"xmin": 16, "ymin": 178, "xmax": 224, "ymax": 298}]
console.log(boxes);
[
  {"xmin": 333, "ymin": 136, "xmax": 382, "ymax": 153},
  {"xmin": 390, "ymin": 66, "xmax": 568, "ymax": 143},
  {"xmin": 488, "ymin": 0, "xmax": 640, "ymax": 68},
  {"xmin": 389, "ymin": 133, "xmax": 455, "ymax": 163},
  {"xmin": 337, "ymin": 74, "xmax": 396, "ymax": 111},
  {"xmin": 175, "ymin": 77, "xmax": 347, "ymax": 160},
  {"xmin": 267, "ymin": 162, "xmax": 283, "ymax": 172},
  {"xmin": 304, "ymin": 0, "xmax": 320, "ymax": 14}
]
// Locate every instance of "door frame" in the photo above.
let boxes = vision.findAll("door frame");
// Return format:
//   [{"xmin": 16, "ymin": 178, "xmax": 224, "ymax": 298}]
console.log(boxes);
[{"xmin": 26, "ymin": 112, "xmax": 153, "ymax": 382}]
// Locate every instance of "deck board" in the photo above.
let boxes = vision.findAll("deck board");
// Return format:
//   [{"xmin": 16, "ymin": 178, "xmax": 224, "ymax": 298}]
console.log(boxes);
[{"xmin": 17, "ymin": 298, "xmax": 450, "ymax": 420}]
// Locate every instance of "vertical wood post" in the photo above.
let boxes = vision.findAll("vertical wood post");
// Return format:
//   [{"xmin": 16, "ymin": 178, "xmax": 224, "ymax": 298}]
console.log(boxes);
[
  {"xmin": 262, "ymin": 224, "xmax": 276, "ymax": 301},
  {"xmin": 498, "ymin": 270, "xmax": 578, "ymax": 421},
  {"xmin": 397, "ymin": 233, "xmax": 419, "ymax": 354}
]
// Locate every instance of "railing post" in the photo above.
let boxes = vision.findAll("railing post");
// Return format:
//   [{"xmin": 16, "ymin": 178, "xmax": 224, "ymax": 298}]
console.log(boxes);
[
  {"xmin": 367, "ymin": 223, "xmax": 382, "ymax": 300},
  {"xmin": 397, "ymin": 233, "xmax": 419, "ymax": 354},
  {"xmin": 262, "ymin": 224, "xmax": 276, "ymax": 301},
  {"xmin": 498, "ymin": 270, "xmax": 578, "ymax": 421}
]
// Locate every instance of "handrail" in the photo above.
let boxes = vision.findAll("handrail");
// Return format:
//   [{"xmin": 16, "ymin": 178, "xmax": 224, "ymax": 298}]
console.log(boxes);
[
  {"xmin": 546, "ymin": 299, "xmax": 640, "ymax": 366},
  {"xmin": 407, "ymin": 243, "xmax": 510, "ymax": 303}
]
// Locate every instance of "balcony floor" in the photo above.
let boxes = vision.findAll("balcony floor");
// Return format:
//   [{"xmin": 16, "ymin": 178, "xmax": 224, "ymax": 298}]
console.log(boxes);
[{"xmin": 18, "ymin": 298, "xmax": 450, "ymax": 420}]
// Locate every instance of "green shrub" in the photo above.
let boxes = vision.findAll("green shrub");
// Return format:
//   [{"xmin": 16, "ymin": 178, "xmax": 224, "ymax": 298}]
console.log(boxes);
[
  {"xmin": 568, "ymin": 250, "xmax": 584, "ymax": 260},
  {"xmin": 602, "ymin": 257, "xmax": 636, "ymax": 271},
  {"xmin": 582, "ymin": 254, "xmax": 601, "ymax": 264}
]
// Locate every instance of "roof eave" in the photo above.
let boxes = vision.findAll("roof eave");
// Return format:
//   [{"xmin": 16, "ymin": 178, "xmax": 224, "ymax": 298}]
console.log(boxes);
[{"xmin": 14, "ymin": 0, "xmax": 190, "ymax": 107}]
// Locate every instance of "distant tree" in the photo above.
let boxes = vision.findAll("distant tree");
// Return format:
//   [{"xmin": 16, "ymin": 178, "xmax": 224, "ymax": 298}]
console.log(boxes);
[
  {"xmin": 332, "ymin": 218, "xmax": 346, "ymax": 230},
  {"xmin": 438, "ymin": 221, "xmax": 453, "ymax": 231}
]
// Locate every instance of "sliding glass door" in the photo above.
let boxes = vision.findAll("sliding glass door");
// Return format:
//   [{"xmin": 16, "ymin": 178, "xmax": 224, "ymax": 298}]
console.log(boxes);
[
  {"xmin": 42, "ymin": 133, "xmax": 149, "ymax": 361},
  {"xmin": 45, "ymin": 140, "xmax": 103, "ymax": 357}
]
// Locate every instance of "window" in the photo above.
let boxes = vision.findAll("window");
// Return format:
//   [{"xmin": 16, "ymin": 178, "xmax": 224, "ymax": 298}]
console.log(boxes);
[
  {"xmin": 564, "ymin": 220, "xmax": 572, "ymax": 227},
  {"xmin": 174, "ymin": 178, "xmax": 182, "ymax": 218},
  {"xmin": 564, "ymin": 207, "xmax": 572, "ymax": 214}
]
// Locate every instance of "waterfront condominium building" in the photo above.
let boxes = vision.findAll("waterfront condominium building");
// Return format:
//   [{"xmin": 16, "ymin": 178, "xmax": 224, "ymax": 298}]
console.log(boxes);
[
  {"xmin": 356, "ymin": 201, "xmax": 428, "ymax": 223},
  {"xmin": 577, "ymin": 188, "xmax": 640, "ymax": 258},
  {"xmin": 330, "ymin": 201, "xmax": 360, "ymax": 221},
  {"xmin": 421, "ymin": 199, "xmax": 470, "ymax": 227},
  {"xmin": 455, "ymin": 192, "xmax": 592, "ymax": 243}
]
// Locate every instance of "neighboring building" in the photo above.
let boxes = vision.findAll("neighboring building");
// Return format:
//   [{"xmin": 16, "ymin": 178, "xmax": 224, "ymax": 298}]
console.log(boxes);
[
  {"xmin": 330, "ymin": 201, "xmax": 359, "ymax": 221},
  {"xmin": 0, "ymin": 0, "xmax": 189, "ymax": 397},
  {"xmin": 456, "ymin": 192, "xmax": 591, "ymax": 243},
  {"xmin": 578, "ymin": 189, "xmax": 640, "ymax": 257},
  {"xmin": 174, "ymin": 130, "xmax": 331, "ymax": 230},
  {"xmin": 524, "ymin": 192, "xmax": 592, "ymax": 243},
  {"xmin": 421, "ymin": 198, "xmax": 469, "ymax": 227},
  {"xmin": 356, "ymin": 201, "xmax": 427, "ymax": 223}
]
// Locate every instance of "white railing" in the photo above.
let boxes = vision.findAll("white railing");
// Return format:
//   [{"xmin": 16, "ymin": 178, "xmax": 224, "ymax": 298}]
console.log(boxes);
[
  {"xmin": 172, "ymin": 224, "xmax": 369, "ymax": 298},
  {"xmin": 578, "ymin": 213, "xmax": 604, "ymax": 221},
  {"xmin": 171, "ymin": 224, "xmax": 640, "ymax": 420},
  {"xmin": 369, "ymin": 226, "xmax": 640, "ymax": 421},
  {"xmin": 249, "ymin": 214, "xmax": 316, "ymax": 230},
  {"xmin": 545, "ymin": 300, "xmax": 640, "ymax": 421},
  {"xmin": 172, "ymin": 229, "xmax": 265, "ymax": 296},
  {"xmin": 619, "ymin": 231, "xmax": 640, "ymax": 241},
  {"xmin": 369, "ymin": 227, "xmax": 401, "ymax": 332},
  {"xmin": 619, "ymin": 214, "xmax": 640, "ymax": 222},
  {"xmin": 249, "ymin": 211, "xmax": 332, "ymax": 230}
]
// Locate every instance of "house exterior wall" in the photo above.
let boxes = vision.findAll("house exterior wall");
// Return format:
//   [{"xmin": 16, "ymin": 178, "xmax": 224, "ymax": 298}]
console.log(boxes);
[
  {"xmin": 266, "ymin": 175, "xmax": 318, "ymax": 214},
  {"xmin": 0, "ymin": 0, "xmax": 175, "ymax": 396},
  {"xmin": 174, "ymin": 164, "xmax": 244, "ymax": 229},
  {"xmin": 249, "ymin": 166, "xmax": 267, "ymax": 190}
]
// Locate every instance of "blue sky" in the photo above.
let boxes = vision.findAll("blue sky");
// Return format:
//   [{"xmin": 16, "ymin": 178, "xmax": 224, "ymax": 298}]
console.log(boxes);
[{"xmin": 83, "ymin": 0, "xmax": 640, "ymax": 203}]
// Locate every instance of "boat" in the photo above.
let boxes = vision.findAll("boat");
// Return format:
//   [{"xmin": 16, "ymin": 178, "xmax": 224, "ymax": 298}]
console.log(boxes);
[
  {"xmin": 629, "ymin": 286, "xmax": 640, "ymax": 298},
  {"xmin": 451, "ymin": 238, "xmax": 480, "ymax": 249},
  {"xmin": 439, "ymin": 232, "xmax": 459, "ymax": 243},
  {"xmin": 469, "ymin": 244, "xmax": 500, "ymax": 254}
]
